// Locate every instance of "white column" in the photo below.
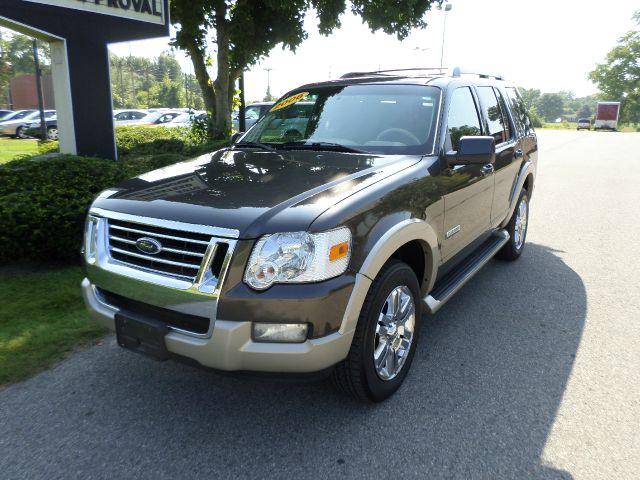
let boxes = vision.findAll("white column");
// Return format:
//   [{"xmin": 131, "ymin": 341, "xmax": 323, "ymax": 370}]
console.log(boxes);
[{"xmin": 49, "ymin": 39, "xmax": 76, "ymax": 154}]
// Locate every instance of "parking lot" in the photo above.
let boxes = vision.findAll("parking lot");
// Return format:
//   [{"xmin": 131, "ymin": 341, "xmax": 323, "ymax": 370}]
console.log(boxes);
[{"xmin": 1, "ymin": 130, "xmax": 638, "ymax": 480}]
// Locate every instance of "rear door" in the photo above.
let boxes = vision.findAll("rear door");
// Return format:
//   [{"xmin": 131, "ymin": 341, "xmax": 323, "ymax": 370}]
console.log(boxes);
[
  {"xmin": 474, "ymin": 86, "xmax": 519, "ymax": 227},
  {"xmin": 440, "ymin": 86, "xmax": 495, "ymax": 261}
]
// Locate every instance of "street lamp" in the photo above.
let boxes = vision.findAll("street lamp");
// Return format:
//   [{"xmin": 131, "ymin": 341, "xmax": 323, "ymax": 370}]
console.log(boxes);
[
  {"xmin": 440, "ymin": 3, "xmax": 453, "ymax": 68},
  {"xmin": 264, "ymin": 67, "xmax": 272, "ymax": 101}
]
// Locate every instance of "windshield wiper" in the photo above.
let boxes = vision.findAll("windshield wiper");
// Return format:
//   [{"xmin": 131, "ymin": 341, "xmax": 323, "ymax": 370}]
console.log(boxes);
[
  {"xmin": 233, "ymin": 141, "xmax": 277, "ymax": 152},
  {"xmin": 279, "ymin": 141, "xmax": 366, "ymax": 154}
]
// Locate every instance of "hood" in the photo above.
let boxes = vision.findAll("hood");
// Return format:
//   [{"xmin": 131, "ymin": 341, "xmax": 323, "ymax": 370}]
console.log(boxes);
[{"xmin": 92, "ymin": 148, "xmax": 422, "ymax": 238}]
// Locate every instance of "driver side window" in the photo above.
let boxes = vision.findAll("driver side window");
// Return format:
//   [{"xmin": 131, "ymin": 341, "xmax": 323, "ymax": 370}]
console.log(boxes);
[{"xmin": 446, "ymin": 87, "xmax": 482, "ymax": 151}]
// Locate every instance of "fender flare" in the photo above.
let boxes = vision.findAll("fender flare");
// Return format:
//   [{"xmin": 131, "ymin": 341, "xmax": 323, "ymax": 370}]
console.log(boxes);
[
  {"xmin": 338, "ymin": 219, "xmax": 440, "ymax": 334},
  {"xmin": 501, "ymin": 160, "xmax": 534, "ymax": 229}
]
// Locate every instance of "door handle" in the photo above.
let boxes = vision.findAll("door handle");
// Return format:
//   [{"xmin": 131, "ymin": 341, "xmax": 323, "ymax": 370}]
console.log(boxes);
[
  {"xmin": 514, "ymin": 149, "xmax": 524, "ymax": 159},
  {"xmin": 481, "ymin": 164, "xmax": 494, "ymax": 175}
]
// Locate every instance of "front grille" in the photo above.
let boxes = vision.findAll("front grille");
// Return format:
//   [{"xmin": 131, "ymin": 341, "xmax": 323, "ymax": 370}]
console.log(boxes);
[{"xmin": 106, "ymin": 218, "xmax": 226, "ymax": 282}]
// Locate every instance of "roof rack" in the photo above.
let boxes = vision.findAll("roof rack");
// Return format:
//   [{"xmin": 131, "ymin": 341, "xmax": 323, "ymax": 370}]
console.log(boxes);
[
  {"xmin": 451, "ymin": 67, "xmax": 504, "ymax": 80},
  {"xmin": 340, "ymin": 67, "xmax": 448, "ymax": 79}
]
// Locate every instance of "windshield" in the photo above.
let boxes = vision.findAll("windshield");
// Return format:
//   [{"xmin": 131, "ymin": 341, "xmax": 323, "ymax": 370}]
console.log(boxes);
[
  {"xmin": 3, "ymin": 110, "xmax": 34, "ymax": 121},
  {"xmin": 241, "ymin": 85, "xmax": 440, "ymax": 155},
  {"xmin": 140, "ymin": 112, "xmax": 162, "ymax": 123}
]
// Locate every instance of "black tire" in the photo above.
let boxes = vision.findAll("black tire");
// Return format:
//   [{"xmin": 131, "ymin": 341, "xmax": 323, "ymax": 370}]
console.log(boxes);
[
  {"xmin": 497, "ymin": 189, "xmax": 529, "ymax": 261},
  {"xmin": 15, "ymin": 127, "xmax": 25, "ymax": 139},
  {"xmin": 332, "ymin": 260, "xmax": 422, "ymax": 402}
]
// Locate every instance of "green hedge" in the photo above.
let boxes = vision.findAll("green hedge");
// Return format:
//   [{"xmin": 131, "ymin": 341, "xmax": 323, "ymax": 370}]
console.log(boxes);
[
  {"xmin": 0, "ymin": 154, "xmax": 188, "ymax": 264},
  {"xmin": 0, "ymin": 125, "xmax": 229, "ymax": 264},
  {"xmin": 115, "ymin": 125, "xmax": 191, "ymax": 153}
]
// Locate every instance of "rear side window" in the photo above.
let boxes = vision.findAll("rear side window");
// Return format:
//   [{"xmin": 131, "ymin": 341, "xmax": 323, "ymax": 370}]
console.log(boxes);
[
  {"xmin": 476, "ymin": 86, "xmax": 510, "ymax": 145},
  {"xmin": 505, "ymin": 87, "xmax": 534, "ymax": 136},
  {"xmin": 446, "ymin": 87, "xmax": 482, "ymax": 151}
]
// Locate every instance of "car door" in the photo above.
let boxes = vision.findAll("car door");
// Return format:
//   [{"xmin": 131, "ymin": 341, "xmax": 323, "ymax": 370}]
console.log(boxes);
[
  {"xmin": 440, "ymin": 86, "xmax": 495, "ymax": 262},
  {"xmin": 475, "ymin": 86, "xmax": 520, "ymax": 227}
]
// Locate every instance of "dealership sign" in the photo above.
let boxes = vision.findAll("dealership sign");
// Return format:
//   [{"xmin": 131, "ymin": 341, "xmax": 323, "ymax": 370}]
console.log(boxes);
[{"xmin": 23, "ymin": 0, "xmax": 165, "ymax": 25}]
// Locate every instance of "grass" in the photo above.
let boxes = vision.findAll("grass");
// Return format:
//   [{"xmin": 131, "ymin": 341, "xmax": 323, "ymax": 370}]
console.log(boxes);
[
  {"xmin": 0, "ymin": 265, "xmax": 106, "ymax": 386},
  {"xmin": 0, "ymin": 138, "xmax": 40, "ymax": 163}
]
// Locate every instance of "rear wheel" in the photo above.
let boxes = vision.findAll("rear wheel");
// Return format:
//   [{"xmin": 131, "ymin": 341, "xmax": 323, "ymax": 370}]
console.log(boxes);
[
  {"xmin": 47, "ymin": 127, "xmax": 59, "ymax": 141},
  {"xmin": 333, "ymin": 260, "xmax": 421, "ymax": 402},
  {"xmin": 497, "ymin": 189, "xmax": 529, "ymax": 261},
  {"xmin": 15, "ymin": 127, "xmax": 26, "ymax": 139}
]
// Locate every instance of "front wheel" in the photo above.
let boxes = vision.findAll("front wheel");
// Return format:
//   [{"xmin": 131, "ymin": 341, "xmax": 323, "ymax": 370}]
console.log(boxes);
[
  {"xmin": 497, "ymin": 189, "xmax": 529, "ymax": 261},
  {"xmin": 15, "ymin": 127, "xmax": 26, "ymax": 139},
  {"xmin": 333, "ymin": 260, "xmax": 422, "ymax": 402}
]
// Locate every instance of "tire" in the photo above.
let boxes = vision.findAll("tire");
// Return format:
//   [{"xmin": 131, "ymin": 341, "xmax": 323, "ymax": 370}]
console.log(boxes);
[
  {"xmin": 15, "ymin": 127, "xmax": 26, "ymax": 139},
  {"xmin": 332, "ymin": 260, "xmax": 422, "ymax": 402},
  {"xmin": 497, "ymin": 189, "xmax": 529, "ymax": 261},
  {"xmin": 47, "ymin": 127, "xmax": 59, "ymax": 141}
]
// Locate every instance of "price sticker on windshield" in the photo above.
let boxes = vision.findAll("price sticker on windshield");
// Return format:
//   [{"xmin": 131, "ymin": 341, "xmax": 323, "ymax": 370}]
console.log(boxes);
[{"xmin": 271, "ymin": 92, "xmax": 309, "ymax": 112}]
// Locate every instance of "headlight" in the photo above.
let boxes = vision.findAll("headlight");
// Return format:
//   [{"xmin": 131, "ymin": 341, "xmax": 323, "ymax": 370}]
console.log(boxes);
[
  {"xmin": 83, "ymin": 216, "xmax": 100, "ymax": 263},
  {"xmin": 244, "ymin": 227, "xmax": 351, "ymax": 290}
]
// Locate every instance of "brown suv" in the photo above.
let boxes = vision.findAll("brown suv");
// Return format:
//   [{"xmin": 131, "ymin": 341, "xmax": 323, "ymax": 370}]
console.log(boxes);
[{"xmin": 82, "ymin": 67, "xmax": 537, "ymax": 402}]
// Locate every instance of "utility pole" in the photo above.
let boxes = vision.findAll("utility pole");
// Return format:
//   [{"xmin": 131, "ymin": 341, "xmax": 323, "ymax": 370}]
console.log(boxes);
[
  {"xmin": 264, "ymin": 67, "xmax": 272, "ymax": 101},
  {"xmin": 440, "ymin": 4, "xmax": 453, "ymax": 68},
  {"xmin": 32, "ymin": 39, "xmax": 47, "ymax": 142}
]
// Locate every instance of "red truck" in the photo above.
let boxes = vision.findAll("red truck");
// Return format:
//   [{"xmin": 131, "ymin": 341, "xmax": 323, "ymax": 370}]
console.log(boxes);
[{"xmin": 594, "ymin": 101, "xmax": 621, "ymax": 130}]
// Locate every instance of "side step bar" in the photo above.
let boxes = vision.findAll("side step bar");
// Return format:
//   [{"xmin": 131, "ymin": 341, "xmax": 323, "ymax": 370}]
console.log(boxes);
[{"xmin": 423, "ymin": 230, "xmax": 510, "ymax": 315}]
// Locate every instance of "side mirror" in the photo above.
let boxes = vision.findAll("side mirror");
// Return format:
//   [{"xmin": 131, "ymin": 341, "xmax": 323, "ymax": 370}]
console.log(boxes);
[
  {"xmin": 446, "ymin": 136, "xmax": 495, "ymax": 166},
  {"xmin": 231, "ymin": 132, "xmax": 244, "ymax": 144}
]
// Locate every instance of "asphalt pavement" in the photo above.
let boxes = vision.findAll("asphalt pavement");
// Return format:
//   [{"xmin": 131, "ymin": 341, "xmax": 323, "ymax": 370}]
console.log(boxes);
[{"xmin": 1, "ymin": 130, "xmax": 639, "ymax": 479}]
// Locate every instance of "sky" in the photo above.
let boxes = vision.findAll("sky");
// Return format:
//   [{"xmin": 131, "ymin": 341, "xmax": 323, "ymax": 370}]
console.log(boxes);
[{"xmin": 109, "ymin": 0, "xmax": 639, "ymax": 102}]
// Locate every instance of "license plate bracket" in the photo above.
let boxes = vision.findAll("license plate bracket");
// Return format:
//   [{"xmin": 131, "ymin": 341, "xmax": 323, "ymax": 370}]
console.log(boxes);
[{"xmin": 115, "ymin": 312, "xmax": 170, "ymax": 361}]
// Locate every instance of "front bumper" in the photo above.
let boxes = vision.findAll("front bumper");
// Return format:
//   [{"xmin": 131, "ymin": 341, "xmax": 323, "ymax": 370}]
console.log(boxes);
[{"xmin": 82, "ymin": 278, "xmax": 355, "ymax": 373}]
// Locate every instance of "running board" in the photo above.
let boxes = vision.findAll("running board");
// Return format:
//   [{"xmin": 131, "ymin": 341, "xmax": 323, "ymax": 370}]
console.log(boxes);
[{"xmin": 423, "ymin": 230, "xmax": 510, "ymax": 315}]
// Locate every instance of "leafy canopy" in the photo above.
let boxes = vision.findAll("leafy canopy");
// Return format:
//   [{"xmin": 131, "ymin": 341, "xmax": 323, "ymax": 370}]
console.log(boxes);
[
  {"xmin": 170, "ymin": 0, "xmax": 445, "ymax": 136},
  {"xmin": 589, "ymin": 10, "xmax": 640, "ymax": 123}
]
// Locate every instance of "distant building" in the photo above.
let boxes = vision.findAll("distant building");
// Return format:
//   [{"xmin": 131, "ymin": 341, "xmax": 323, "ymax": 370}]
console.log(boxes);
[{"xmin": 8, "ymin": 74, "xmax": 55, "ymax": 110}]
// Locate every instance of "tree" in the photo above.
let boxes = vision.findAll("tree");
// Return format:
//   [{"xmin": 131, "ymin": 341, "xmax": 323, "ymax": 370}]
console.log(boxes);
[
  {"xmin": 150, "ymin": 74, "xmax": 184, "ymax": 107},
  {"xmin": 518, "ymin": 87, "xmax": 540, "ymax": 111},
  {"xmin": 170, "ymin": 0, "xmax": 446, "ymax": 138},
  {"xmin": 589, "ymin": 10, "xmax": 640, "ymax": 124},
  {"xmin": 577, "ymin": 104, "xmax": 593, "ymax": 119},
  {"xmin": 537, "ymin": 93, "xmax": 564, "ymax": 122}
]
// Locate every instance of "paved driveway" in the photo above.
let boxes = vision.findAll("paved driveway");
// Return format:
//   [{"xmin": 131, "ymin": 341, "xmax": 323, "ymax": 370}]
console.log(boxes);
[{"xmin": 1, "ymin": 130, "xmax": 639, "ymax": 479}]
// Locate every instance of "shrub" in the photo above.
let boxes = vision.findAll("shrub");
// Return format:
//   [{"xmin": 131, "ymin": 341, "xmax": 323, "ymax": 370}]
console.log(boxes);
[
  {"xmin": 0, "ymin": 153, "xmax": 186, "ymax": 264},
  {"xmin": 115, "ymin": 125, "xmax": 190, "ymax": 153}
]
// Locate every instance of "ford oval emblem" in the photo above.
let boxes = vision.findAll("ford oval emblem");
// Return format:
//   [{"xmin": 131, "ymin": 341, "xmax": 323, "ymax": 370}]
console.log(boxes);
[{"xmin": 135, "ymin": 237, "xmax": 163, "ymax": 255}]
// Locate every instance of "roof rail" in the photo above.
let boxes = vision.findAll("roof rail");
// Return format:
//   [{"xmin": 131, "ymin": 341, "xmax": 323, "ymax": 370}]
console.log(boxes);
[
  {"xmin": 340, "ymin": 67, "xmax": 448, "ymax": 79},
  {"xmin": 451, "ymin": 67, "xmax": 504, "ymax": 81}
]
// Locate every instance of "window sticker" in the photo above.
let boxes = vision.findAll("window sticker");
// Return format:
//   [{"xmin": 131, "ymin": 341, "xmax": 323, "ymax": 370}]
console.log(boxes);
[{"xmin": 271, "ymin": 92, "xmax": 309, "ymax": 112}]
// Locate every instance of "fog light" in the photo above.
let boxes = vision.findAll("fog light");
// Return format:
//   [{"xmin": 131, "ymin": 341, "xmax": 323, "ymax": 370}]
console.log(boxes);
[{"xmin": 253, "ymin": 323, "xmax": 309, "ymax": 343}]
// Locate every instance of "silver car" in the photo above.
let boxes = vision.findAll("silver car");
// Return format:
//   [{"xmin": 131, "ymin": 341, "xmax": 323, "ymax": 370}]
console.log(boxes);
[{"xmin": 0, "ymin": 109, "xmax": 51, "ymax": 138}]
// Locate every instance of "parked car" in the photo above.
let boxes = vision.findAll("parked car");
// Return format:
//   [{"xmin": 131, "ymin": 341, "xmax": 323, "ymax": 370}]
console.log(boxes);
[
  {"xmin": 164, "ymin": 110, "xmax": 207, "ymax": 128},
  {"xmin": 232, "ymin": 101, "xmax": 275, "ymax": 131},
  {"xmin": 0, "ymin": 110, "xmax": 13, "ymax": 120},
  {"xmin": 24, "ymin": 116, "xmax": 58, "ymax": 140},
  {"xmin": 82, "ymin": 67, "xmax": 537, "ymax": 402},
  {"xmin": 576, "ymin": 118, "xmax": 591, "ymax": 130},
  {"xmin": 0, "ymin": 110, "xmax": 54, "ymax": 138},
  {"xmin": 138, "ymin": 111, "xmax": 182, "ymax": 126},
  {"xmin": 113, "ymin": 109, "xmax": 148, "ymax": 126}
]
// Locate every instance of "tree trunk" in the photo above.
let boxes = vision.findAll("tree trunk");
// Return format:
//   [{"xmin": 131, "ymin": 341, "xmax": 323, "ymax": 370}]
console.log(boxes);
[
  {"xmin": 213, "ymin": 24, "xmax": 231, "ymax": 136},
  {"xmin": 185, "ymin": 41, "xmax": 216, "ymax": 119}
]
